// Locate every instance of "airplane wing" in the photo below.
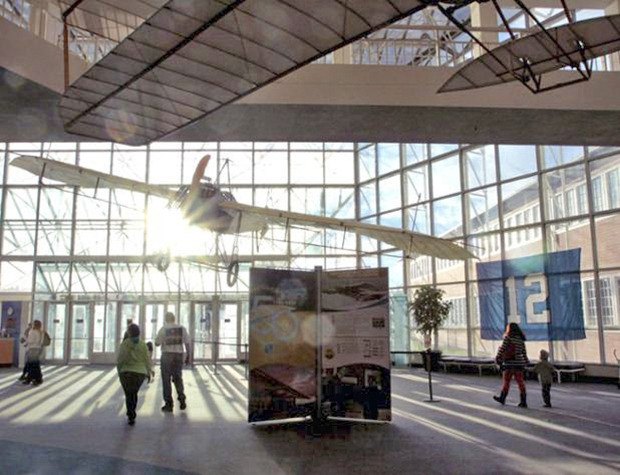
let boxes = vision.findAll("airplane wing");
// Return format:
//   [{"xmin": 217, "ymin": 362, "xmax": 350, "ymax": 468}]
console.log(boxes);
[
  {"xmin": 10, "ymin": 155, "xmax": 177, "ymax": 201},
  {"xmin": 60, "ymin": 0, "xmax": 426, "ymax": 145},
  {"xmin": 439, "ymin": 14, "xmax": 620, "ymax": 93},
  {"xmin": 219, "ymin": 201, "xmax": 473, "ymax": 260}
]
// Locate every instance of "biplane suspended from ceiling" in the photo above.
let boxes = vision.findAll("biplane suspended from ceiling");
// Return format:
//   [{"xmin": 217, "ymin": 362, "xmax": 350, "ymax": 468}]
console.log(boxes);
[
  {"xmin": 57, "ymin": 0, "xmax": 620, "ymax": 146},
  {"xmin": 10, "ymin": 154, "xmax": 474, "ymax": 285}
]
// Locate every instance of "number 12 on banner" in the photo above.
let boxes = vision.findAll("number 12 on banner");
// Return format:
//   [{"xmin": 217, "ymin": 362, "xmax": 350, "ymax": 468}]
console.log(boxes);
[{"xmin": 505, "ymin": 273, "xmax": 550, "ymax": 324}]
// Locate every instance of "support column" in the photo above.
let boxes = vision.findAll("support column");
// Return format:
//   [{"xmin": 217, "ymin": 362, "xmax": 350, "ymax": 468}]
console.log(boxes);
[
  {"xmin": 332, "ymin": 44, "xmax": 352, "ymax": 64},
  {"xmin": 470, "ymin": 2, "xmax": 498, "ymax": 58},
  {"xmin": 606, "ymin": 0, "xmax": 620, "ymax": 71}
]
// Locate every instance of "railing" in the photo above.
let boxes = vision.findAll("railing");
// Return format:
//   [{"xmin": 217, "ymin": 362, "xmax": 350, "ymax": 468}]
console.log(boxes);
[
  {"xmin": 1, "ymin": 0, "xmax": 119, "ymax": 64},
  {"xmin": 349, "ymin": 38, "xmax": 620, "ymax": 72},
  {"xmin": 0, "ymin": 0, "xmax": 29, "ymax": 29}
]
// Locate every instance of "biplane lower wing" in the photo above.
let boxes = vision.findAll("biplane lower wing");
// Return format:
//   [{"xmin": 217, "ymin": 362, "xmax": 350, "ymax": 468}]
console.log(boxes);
[{"xmin": 219, "ymin": 201, "xmax": 473, "ymax": 261}]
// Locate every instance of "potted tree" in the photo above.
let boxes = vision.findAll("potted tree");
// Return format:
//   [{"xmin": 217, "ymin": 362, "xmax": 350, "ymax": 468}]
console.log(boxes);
[{"xmin": 407, "ymin": 285, "xmax": 452, "ymax": 370}]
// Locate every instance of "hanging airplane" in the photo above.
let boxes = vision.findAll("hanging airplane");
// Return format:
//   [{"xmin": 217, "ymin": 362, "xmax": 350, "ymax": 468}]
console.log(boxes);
[
  {"xmin": 10, "ymin": 154, "xmax": 474, "ymax": 285},
  {"xmin": 57, "ymin": 0, "xmax": 620, "ymax": 146}
]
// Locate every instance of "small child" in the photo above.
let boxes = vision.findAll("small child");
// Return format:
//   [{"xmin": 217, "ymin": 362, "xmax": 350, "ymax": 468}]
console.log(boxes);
[
  {"xmin": 146, "ymin": 341, "xmax": 155, "ymax": 382},
  {"xmin": 533, "ymin": 349, "xmax": 555, "ymax": 408}
]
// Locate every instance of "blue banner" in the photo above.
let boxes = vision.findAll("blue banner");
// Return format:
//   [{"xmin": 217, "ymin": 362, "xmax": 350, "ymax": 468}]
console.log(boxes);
[{"xmin": 477, "ymin": 249, "xmax": 585, "ymax": 341}]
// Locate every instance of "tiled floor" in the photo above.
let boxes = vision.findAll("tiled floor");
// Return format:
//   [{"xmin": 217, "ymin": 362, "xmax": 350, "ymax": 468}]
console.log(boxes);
[{"xmin": 0, "ymin": 365, "xmax": 618, "ymax": 474}]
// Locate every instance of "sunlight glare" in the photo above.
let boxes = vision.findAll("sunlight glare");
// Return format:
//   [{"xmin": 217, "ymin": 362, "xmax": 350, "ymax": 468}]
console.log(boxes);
[{"xmin": 146, "ymin": 203, "xmax": 207, "ymax": 256}]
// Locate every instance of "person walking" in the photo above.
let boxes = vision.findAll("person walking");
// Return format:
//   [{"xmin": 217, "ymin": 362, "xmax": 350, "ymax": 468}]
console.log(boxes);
[
  {"xmin": 155, "ymin": 312, "xmax": 191, "ymax": 413},
  {"xmin": 533, "ymin": 349, "xmax": 555, "ymax": 408},
  {"xmin": 18, "ymin": 322, "xmax": 32, "ymax": 382},
  {"xmin": 117, "ymin": 323, "xmax": 151, "ymax": 426},
  {"xmin": 23, "ymin": 320, "xmax": 44, "ymax": 386},
  {"xmin": 493, "ymin": 322, "xmax": 529, "ymax": 408}
]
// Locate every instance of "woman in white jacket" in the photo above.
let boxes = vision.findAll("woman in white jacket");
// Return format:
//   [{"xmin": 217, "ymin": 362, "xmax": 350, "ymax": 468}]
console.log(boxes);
[{"xmin": 24, "ymin": 320, "xmax": 44, "ymax": 385}]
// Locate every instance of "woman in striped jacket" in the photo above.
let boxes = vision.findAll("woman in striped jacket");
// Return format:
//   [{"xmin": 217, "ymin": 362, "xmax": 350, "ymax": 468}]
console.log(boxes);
[{"xmin": 493, "ymin": 322, "xmax": 529, "ymax": 408}]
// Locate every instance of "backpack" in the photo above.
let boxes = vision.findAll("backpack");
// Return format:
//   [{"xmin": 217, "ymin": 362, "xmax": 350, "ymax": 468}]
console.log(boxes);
[{"xmin": 42, "ymin": 331, "xmax": 51, "ymax": 347}]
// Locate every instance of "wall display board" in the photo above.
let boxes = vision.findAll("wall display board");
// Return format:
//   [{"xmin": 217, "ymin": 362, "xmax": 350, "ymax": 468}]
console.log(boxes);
[
  {"xmin": 248, "ymin": 267, "xmax": 390, "ymax": 423},
  {"xmin": 477, "ymin": 249, "xmax": 585, "ymax": 341},
  {"xmin": 321, "ymin": 268, "xmax": 391, "ymax": 421}
]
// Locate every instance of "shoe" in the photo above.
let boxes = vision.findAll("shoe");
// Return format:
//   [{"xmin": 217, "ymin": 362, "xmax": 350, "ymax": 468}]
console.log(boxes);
[
  {"xmin": 544, "ymin": 403, "xmax": 552, "ymax": 408},
  {"xmin": 128, "ymin": 418, "xmax": 136, "ymax": 426},
  {"xmin": 32, "ymin": 381, "xmax": 42, "ymax": 387},
  {"xmin": 518, "ymin": 392, "xmax": 528, "ymax": 408},
  {"xmin": 18, "ymin": 375, "xmax": 26, "ymax": 382},
  {"xmin": 180, "ymin": 400, "xmax": 187, "ymax": 410},
  {"xmin": 161, "ymin": 404, "xmax": 173, "ymax": 413},
  {"xmin": 493, "ymin": 391, "xmax": 507, "ymax": 405},
  {"xmin": 22, "ymin": 380, "xmax": 31, "ymax": 385}
]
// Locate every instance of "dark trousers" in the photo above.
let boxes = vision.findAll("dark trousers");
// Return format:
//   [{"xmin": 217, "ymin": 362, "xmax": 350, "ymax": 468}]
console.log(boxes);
[
  {"xmin": 119, "ymin": 371, "xmax": 146, "ymax": 420},
  {"xmin": 542, "ymin": 383, "xmax": 552, "ymax": 406},
  {"xmin": 161, "ymin": 352, "xmax": 185, "ymax": 406},
  {"xmin": 25, "ymin": 349, "xmax": 43, "ymax": 383}
]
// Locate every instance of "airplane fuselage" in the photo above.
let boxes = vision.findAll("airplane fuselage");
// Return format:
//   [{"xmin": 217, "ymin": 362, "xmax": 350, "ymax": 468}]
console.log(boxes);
[{"xmin": 172, "ymin": 183, "xmax": 236, "ymax": 233}]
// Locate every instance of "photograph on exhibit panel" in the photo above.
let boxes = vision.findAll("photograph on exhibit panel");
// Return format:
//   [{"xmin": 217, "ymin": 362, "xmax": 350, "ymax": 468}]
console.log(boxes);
[
  {"xmin": 321, "ymin": 268, "xmax": 391, "ymax": 421},
  {"xmin": 248, "ymin": 268, "xmax": 318, "ymax": 422}
]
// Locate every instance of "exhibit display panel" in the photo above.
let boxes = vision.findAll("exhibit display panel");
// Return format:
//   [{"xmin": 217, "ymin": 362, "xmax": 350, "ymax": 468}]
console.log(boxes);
[
  {"xmin": 248, "ymin": 268, "xmax": 318, "ymax": 423},
  {"xmin": 248, "ymin": 267, "xmax": 390, "ymax": 423},
  {"xmin": 321, "ymin": 268, "xmax": 391, "ymax": 421}
]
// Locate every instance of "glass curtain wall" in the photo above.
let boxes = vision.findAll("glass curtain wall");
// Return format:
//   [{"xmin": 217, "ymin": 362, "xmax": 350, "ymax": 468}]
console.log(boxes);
[
  {"xmin": 358, "ymin": 143, "xmax": 620, "ymax": 364},
  {"xmin": 1, "ymin": 141, "xmax": 619, "ymax": 364}
]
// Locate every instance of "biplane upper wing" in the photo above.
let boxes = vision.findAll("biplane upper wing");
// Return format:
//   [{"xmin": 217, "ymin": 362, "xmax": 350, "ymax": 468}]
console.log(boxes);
[
  {"xmin": 60, "ymin": 0, "xmax": 426, "ymax": 145},
  {"xmin": 439, "ymin": 14, "xmax": 620, "ymax": 93},
  {"xmin": 219, "ymin": 201, "xmax": 474, "ymax": 260},
  {"xmin": 10, "ymin": 156, "xmax": 177, "ymax": 200}
]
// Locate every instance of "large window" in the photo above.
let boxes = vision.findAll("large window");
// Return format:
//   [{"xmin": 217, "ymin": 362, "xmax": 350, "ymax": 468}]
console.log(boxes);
[{"xmin": 1, "ymin": 141, "xmax": 619, "ymax": 363}]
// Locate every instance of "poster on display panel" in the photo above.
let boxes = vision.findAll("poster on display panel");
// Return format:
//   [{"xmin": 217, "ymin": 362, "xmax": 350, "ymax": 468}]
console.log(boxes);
[
  {"xmin": 321, "ymin": 268, "xmax": 391, "ymax": 421},
  {"xmin": 247, "ymin": 267, "xmax": 391, "ymax": 423},
  {"xmin": 248, "ymin": 268, "xmax": 318, "ymax": 423}
]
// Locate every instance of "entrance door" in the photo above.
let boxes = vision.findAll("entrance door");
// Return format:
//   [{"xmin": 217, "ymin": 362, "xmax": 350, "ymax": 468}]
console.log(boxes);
[
  {"xmin": 45, "ymin": 302, "xmax": 67, "ymax": 363},
  {"xmin": 92, "ymin": 302, "xmax": 117, "ymax": 364},
  {"xmin": 219, "ymin": 302, "xmax": 239, "ymax": 360},
  {"xmin": 192, "ymin": 302, "xmax": 214, "ymax": 362},
  {"xmin": 143, "ymin": 302, "xmax": 175, "ymax": 359},
  {"xmin": 70, "ymin": 303, "xmax": 91, "ymax": 362}
]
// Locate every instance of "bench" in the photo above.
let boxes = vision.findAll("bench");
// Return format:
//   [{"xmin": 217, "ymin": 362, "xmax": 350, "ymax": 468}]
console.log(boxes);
[
  {"xmin": 553, "ymin": 361, "xmax": 586, "ymax": 384},
  {"xmin": 439, "ymin": 356, "xmax": 498, "ymax": 376},
  {"xmin": 525, "ymin": 360, "xmax": 586, "ymax": 384}
]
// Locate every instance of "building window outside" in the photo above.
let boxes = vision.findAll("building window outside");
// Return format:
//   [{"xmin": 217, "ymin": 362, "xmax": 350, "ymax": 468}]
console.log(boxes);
[
  {"xmin": 576, "ymin": 184, "xmax": 587, "ymax": 215},
  {"xmin": 447, "ymin": 297, "xmax": 466, "ymax": 327},
  {"xmin": 606, "ymin": 168, "xmax": 619, "ymax": 209},
  {"xmin": 584, "ymin": 278, "xmax": 616, "ymax": 327},
  {"xmin": 592, "ymin": 176, "xmax": 604, "ymax": 212}
]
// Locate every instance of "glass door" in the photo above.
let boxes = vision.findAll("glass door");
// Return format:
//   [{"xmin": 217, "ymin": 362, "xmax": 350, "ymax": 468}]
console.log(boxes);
[
  {"xmin": 143, "ymin": 302, "xmax": 175, "ymax": 360},
  {"xmin": 70, "ymin": 303, "xmax": 91, "ymax": 362},
  {"xmin": 192, "ymin": 302, "xmax": 214, "ymax": 362},
  {"xmin": 92, "ymin": 302, "xmax": 117, "ymax": 364},
  {"xmin": 120, "ymin": 302, "xmax": 140, "ymax": 338},
  {"xmin": 219, "ymin": 302, "xmax": 239, "ymax": 360},
  {"xmin": 45, "ymin": 302, "xmax": 67, "ymax": 363}
]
